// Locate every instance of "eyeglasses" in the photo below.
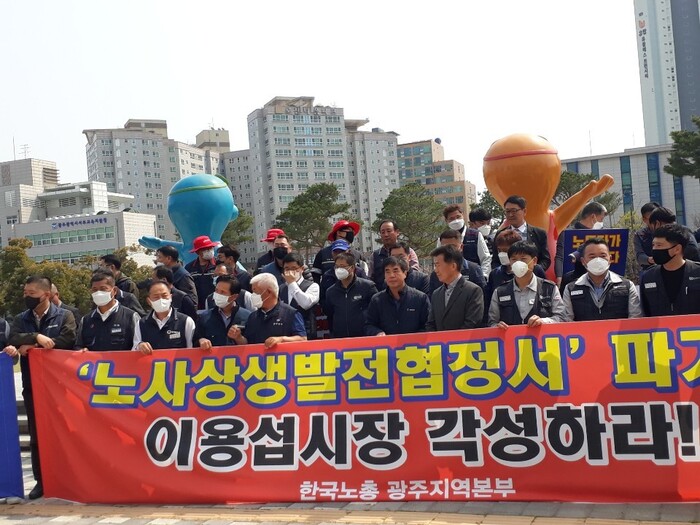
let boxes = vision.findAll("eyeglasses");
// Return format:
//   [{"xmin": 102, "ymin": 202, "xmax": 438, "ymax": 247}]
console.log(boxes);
[{"xmin": 504, "ymin": 208, "xmax": 523, "ymax": 215}]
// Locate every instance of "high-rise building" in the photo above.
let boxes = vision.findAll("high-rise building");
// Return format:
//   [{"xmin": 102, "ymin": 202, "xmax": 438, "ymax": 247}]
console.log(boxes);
[
  {"xmin": 397, "ymin": 139, "xmax": 477, "ymax": 211},
  {"xmin": 561, "ymin": 143, "xmax": 700, "ymax": 227},
  {"xmin": 83, "ymin": 119, "xmax": 226, "ymax": 240},
  {"xmin": 0, "ymin": 158, "xmax": 59, "ymax": 246},
  {"xmin": 634, "ymin": 0, "xmax": 700, "ymax": 145},
  {"xmin": 232, "ymin": 97, "xmax": 399, "ymax": 263}
]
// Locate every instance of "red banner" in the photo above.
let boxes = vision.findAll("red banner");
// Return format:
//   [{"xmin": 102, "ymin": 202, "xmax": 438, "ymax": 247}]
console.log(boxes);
[{"xmin": 30, "ymin": 315, "xmax": 700, "ymax": 504}]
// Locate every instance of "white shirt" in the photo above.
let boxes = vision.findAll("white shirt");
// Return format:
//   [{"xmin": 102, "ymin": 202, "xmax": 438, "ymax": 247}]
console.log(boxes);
[
  {"xmin": 132, "ymin": 309, "xmax": 195, "ymax": 350},
  {"xmin": 285, "ymin": 277, "xmax": 320, "ymax": 310}
]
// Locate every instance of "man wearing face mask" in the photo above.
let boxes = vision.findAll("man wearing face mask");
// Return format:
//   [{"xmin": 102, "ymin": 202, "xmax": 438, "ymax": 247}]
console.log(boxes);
[
  {"xmin": 196, "ymin": 275, "xmax": 250, "ymax": 349},
  {"xmin": 133, "ymin": 281, "xmax": 196, "ymax": 354},
  {"xmin": 469, "ymin": 208, "xmax": 494, "ymax": 254},
  {"xmin": 311, "ymin": 220, "xmax": 366, "ymax": 284},
  {"xmin": 185, "ymin": 235, "xmax": 220, "ymax": 310},
  {"xmin": 152, "ymin": 266, "xmax": 197, "ymax": 321},
  {"xmin": 155, "ymin": 246, "xmax": 198, "ymax": 306},
  {"xmin": 319, "ymin": 240, "xmax": 370, "ymax": 309},
  {"xmin": 647, "ymin": 207, "xmax": 700, "ymax": 262},
  {"xmin": 75, "ymin": 271, "xmax": 141, "ymax": 351},
  {"xmin": 3, "ymin": 275, "xmax": 76, "ymax": 500},
  {"xmin": 640, "ymin": 224, "xmax": 700, "ymax": 316},
  {"xmin": 279, "ymin": 252, "xmax": 320, "ymax": 340},
  {"xmin": 440, "ymin": 205, "xmax": 491, "ymax": 277},
  {"xmin": 243, "ymin": 273, "xmax": 307, "ymax": 348},
  {"xmin": 488, "ymin": 241, "xmax": 565, "ymax": 328},
  {"xmin": 554, "ymin": 202, "xmax": 607, "ymax": 286},
  {"xmin": 325, "ymin": 251, "xmax": 378, "ymax": 338},
  {"xmin": 562, "ymin": 238, "xmax": 641, "ymax": 322},
  {"xmin": 260, "ymin": 234, "xmax": 298, "ymax": 286},
  {"xmin": 255, "ymin": 228, "xmax": 286, "ymax": 274}
]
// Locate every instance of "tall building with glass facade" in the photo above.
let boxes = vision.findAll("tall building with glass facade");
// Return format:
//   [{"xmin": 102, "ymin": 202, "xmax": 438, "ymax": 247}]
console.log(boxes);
[
  {"xmin": 397, "ymin": 139, "xmax": 477, "ymax": 210},
  {"xmin": 634, "ymin": 0, "xmax": 700, "ymax": 145}
]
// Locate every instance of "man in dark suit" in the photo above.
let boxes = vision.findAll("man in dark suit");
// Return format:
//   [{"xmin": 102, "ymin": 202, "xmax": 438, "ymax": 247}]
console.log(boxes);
[
  {"xmin": 50, "ymin": 283, "xmax": 81, "ymax": 320},
  {"xmin": 494, "ymin": 195, "xmax": 551, "ymax": 272},
  {"xmin": 426, "ymin": 245, "xmax": 484, "ymax": 331}
]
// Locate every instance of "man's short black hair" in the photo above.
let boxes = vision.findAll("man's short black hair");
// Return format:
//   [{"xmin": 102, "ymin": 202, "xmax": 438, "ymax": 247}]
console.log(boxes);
[
  {"xmin": 378, "ymin": 219, "xmax": 398, "ymax": 231},
  {"xmin": 469, "ymin": 208, "xmax": 492, "ymax": 222},
  {"xmin": 282, "ymin": 252, "xmax": 305, "ymax": 267},
  {"xmin": 153, "ymin": 266, "xmax": 174, "ymax": 285},
  {"xmin": 653, "ymin": 223, "xmax": 689, "ymax": 249},
  {"xmin": 156, "ymin": 245, "xmax": 179, "ymax": 262},
  {"xmin": 91, "ymin": 269, "xmax": 116, "ymax": 286},
  {"xmin": 100, "ymin": 254, "xmax": 122, "ymax": 270},
  {"xmin": 148, "ymin": 280, "xmax": 171, "ymax": 293},
  {"xmin": 215, "ymin": 274, "xmax": 242, "ymax": 295},
  {"xmin": 431, "ymin": 244, "xmax": 464, "ymax": 269},
  {"xmin": 580, "ymin": 202, "xmax": 607, "ymax": 219},
  {"xmin": 25, "ymin": 275, "xmax": 52, "ymax": 291},
  {"xmin": 439, "ymin": 229, "xmax": 460, "ymax": 241},
  {"xmin": 580, "ymin": 237, "xmax": 609, "ymax": 257},
  {"xmin": 388, "ymin": 241, "xmax": 410, "ymax": 255},
  {"xmin": 507, "ymin": 241, "xmax": 538, "ymax": 259},
  {"xmin": 217, "ymin": 245, "xmax": 240, "ymax": 262},
  {"xmin": 383, "ymin": 256, "xmax": 408, "ymax": 273},
  {"xmin": 504, "ymin": 195, "xmax": 527, "ymax": 209},
  {"xmin": 649, "ymin": 206, "xmax": 676, "ymax": 225},
  {"xmin": 641, "ymin": 201, "xmax": 661, "ymax": 216},
  {"xmin": 334, "ymin": 252, "xmax": 356, "ymax": 267}
]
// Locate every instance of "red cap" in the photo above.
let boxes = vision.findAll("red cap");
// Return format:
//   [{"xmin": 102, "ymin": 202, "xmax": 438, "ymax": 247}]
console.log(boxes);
[
  {"xmin": 327, "ymin": 220, "xmax": 360, "ymax": 242},
  {"xmin": 190, "ymin": 235, "xmax": 219, "ymax": 253},
  {"xmin": 261, "ymin": 228, "xmax": 285, "ymax": 242}
]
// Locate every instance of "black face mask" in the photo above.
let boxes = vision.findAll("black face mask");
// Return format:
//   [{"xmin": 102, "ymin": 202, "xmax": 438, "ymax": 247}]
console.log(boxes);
[
  {"xmin": 24, "ymin": 296, "xmax": 42, "ymax": 310},
  {"xmin": 343, "ymin": 231, "xmax": 355, "ymax": 244},
  {"xmin": 273, "ymin": 247, "xmax": 288, "ymax": 260},
  {"xmin": 652, "ymin": 245, "xmax": 679, "ymax": 266}
]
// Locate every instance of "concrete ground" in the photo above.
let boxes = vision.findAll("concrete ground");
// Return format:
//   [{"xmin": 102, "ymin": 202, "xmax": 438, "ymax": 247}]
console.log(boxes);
[{"xmin": 4, "ymin": 373, "xmax": 700, "ymax": 524}]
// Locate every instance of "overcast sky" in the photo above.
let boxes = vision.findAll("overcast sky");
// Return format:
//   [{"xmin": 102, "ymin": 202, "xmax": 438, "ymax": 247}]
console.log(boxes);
[{"xmin": 0, "ymin": 1, "xmax": 644, "ymax": 193}]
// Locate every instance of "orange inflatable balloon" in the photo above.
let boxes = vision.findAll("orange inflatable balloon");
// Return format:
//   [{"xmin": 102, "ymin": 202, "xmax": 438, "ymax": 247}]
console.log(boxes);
[{"xmin": 483, "ymin": 133, "xmax": 614, "ymax": 233}]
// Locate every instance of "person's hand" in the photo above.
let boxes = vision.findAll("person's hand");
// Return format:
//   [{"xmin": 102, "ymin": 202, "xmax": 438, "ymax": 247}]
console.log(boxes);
[
  {"xmin": 138, "ymin": 342, "xmax": 153, "ymax": 355},
  {"xmin": 376, "ymin": 332, "xmax": 386, "ymax": 337},
  {"xmin": 283, "ymin": 270, "xmax": 299, "ymax": 284},
  {"xmin": 199, "ymin": 338, "xmax": 212, "ymax": 351},
  {"xmin": 36, "ymin": 334, "xmax": 55, "ymax": 349},
  {"xmin": 3, "ymin": 345, "xmax": 18, "ymax": 358},
  {"xmin": 497, "ymin": 321, "xmax": 509, "ymax": 330},
  {"xmin": 527, "ymin": 315, "xmax": 543, "ymax": 327},
  {"xmin": 264, "ymin": 336, "xmax": 283, "ymax": 349},
  {"xmin": 227, "ymin": 325, "xmax": 245, "ymax": 342},
  {"xmin": 77, "ymin": 348, "xmax": 89, "ymax": 353}
]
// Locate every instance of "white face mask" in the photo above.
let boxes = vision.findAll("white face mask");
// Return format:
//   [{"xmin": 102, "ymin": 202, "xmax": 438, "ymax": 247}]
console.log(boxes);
[
  {"xmin": 150, "ymin": 298, "xmax": 172, "ymax": 313},
  {"xmin": 511, "ymin": 260, "xmax": 531, "ymax": 278},
  {"xmin": 250, "ymin": 292, "xmax": 264, "ymax": 309},
  {"xmin": 592, "ymin": 220, "xmax": 605, "ymax": 230},
  {"xmin": 213, "ymin": 292, "xmax": 232, "ymax": 308},
  {"xmin": 154, "ymin": 262, "xmax": 164, "ymax": 267},
  {"xmin": 478, "ymin": 224, "xmax": 492, "ymax": 237},
  {"xmin": 92, "ymin": 290, "xmax": 113, "ymax": 307},
  {"xmin": 448, "ymin": 218, "xmax": 465, "ymax": 231},
  {"xmin": 498, "ymin": 251, "xmax": 511, "ymax": 266},
  {"xmin": 201, "ymin": 249, "xmax": 215, "ymax": 260},
  {"xmin": 586, "ymin": 257, "xmax": 610, "ymax": 276},
  {"xmin": 335, "ymin": 267, "xmax": 350, "ymax": 280}
]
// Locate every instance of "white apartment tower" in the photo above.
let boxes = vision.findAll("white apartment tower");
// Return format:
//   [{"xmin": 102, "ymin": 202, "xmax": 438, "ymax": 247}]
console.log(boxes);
[
  {"xmin": 236, "ymin": 97, "xmax": 399, "ymax": 262},
  {"xmin": 634, "ymin": 0, "xmax": 700, "ymax": 145},
  {"xmin": 83, "ymin": 119, "xmax": 225, "ymax": 240}
]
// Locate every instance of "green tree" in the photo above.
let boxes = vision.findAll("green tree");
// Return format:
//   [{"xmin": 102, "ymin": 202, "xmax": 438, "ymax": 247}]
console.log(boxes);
[
  {"xmin": 474, "ymin": 190, "xmax": 504, "ymax": 224},
  {"xmin": 372, "ymin": 183, "xmax": 444, "ymax": 258},
  {"xmin": 665, "ymin": 115, "xmax": 700, "ymax": 180},
  {"xmin": 551, "ymin": 171, "xmax": 597, "ymax": 207},
  {"xmin": 220, "ymin": 208, "xmax": 255, "ymax": 246},
  {"xmin": 595, "ymin": 191, "xmax": 623, "ymax": 227},
  {"xmin": 274, "ymin": 183, "xmax": 350, "ymax": 257},
  {"xmin": 614, "ymin": 211, "xmax": 644, "ymax": 284}
]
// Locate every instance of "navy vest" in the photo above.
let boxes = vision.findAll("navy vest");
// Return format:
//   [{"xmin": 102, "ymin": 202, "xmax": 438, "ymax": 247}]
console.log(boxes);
[
  {"xmin": 280, "ymin": 278, "xmax": 317, "ymax": 339},
  {"xmin": 138, "ymin": 310, "xmax": 190, "ymax": 349},
  {"xmin": 496, "ymin": 279, "xmax": 557, "ymax": 325},
  {"xmin": 462, "ymin": 228, "xmax": 480, "ymax": 265},
  {"xmin": 80, "ymin": 305, "xmax": 137, "ymax": 351},
  {"xmin": 568, "ymin": 279, "xmax": 630, "ymax": 321},
  {"xmin": 245, "ymin": 302, "xmax": 299, "ymax": 345}
]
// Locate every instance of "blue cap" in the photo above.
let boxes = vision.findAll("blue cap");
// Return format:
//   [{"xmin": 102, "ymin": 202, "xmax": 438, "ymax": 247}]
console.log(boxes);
[{"xmin": 330, "ymin": 239, "xmax": 350, "ymax": 252}]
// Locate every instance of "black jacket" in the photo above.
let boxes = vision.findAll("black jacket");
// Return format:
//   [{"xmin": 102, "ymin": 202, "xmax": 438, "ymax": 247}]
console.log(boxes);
[
  {"xmin": 641, "ymin": 260, "xmax": 700, "ymax": 316},
  {"xmin": 194, "ymin": 305, "xmax": 251, "ymax": 347},
  {"xmin": 325, "ymin": 276, "xmax": 378, "ymax": 338},
  {"xmin": 184, "ymin": 258, "xmax": 217, "ymax": 309},
  {"xmin": 365, "ymin": 285, "xmax": 430, "ymax": 336},
  {"xmin": 494, "ymin": 224, "xmax": 551, "ymax": 271}
]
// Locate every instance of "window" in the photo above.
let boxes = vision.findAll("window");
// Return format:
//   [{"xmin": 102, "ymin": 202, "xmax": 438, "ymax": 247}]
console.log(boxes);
[
  {"xmin": 328, "ymin": 149, "xmax": 343, "ymax": 157},
  {"xmin": 275, "ymin": 149, "xmax": 292, "ymax": 157},
  {"xmin": 277, "ymin": 172, "xmax": 293, "ymax": 180},
  {"xmin": 326, "ymin": 127, "xmax": 342, "ymax": 134},
  {"xmin": 329, "ymin": 160, "xmax": 344, "ymax": 168},
  {"xmin": 296, "ymin": 160, "xmax": 308, "ymax": 168},
  {"xmin": 314, "ymin": 172, "xmax": 326, "ymax": 180},
  {"xmin": 326, "ymin": 115, "xmax": 341, "ymax": 123},
  {"xmin": 313, "ymin": 160, "xmax": 325, "ymax": 168},
  {"xmin": 298, "ymin": 172, "xmax": 309, "ymax": 180},
  {"xmin": 278, "ymin": 183, "xmax": 294, "ymax": 191},
  {"xmin": 272, "ymin": 114, "xmax": 288, "ymax": 122},
  {"xmin": 274, "ymin": 137, "xmax": 291, "ymax": 145},
  {"xmin": 272, "ymin": 126, "xmax": 289, "ymax": 134},
  {"xmin": 276, "ymin": 160, "xmax": 293, "ymax": 168}
]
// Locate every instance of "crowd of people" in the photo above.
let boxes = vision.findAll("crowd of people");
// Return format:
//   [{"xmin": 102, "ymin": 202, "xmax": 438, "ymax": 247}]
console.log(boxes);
[{"xmin": 3, "ymin": 194, "xmax": 700, "ymax": 499}]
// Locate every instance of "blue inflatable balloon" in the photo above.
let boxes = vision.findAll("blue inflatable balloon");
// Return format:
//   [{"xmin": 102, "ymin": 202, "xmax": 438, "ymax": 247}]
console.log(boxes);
[{"xmin": 138, "ymin": 174, "xmax": 238, "ymax": 265}]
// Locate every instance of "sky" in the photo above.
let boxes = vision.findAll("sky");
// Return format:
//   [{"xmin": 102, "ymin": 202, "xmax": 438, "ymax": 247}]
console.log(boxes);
[{"xmin": 0, "ymin": 1, "xmax": 645, "ymax": 194}]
